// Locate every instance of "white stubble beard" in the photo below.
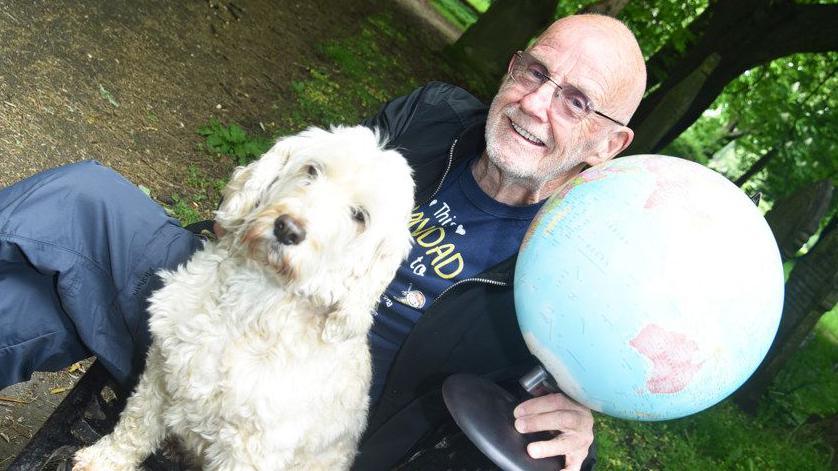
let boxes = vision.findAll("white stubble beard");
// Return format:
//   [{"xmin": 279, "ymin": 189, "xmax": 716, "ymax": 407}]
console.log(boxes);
[{"xmin": 484, "ymin": 99, "xmax": 586, "ymax": 185}]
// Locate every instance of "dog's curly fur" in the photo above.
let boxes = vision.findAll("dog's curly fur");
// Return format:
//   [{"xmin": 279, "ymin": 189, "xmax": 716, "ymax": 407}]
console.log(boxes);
[{"xmin": 73, "ymin": 126, "xmax": 415, "ymax": 470}]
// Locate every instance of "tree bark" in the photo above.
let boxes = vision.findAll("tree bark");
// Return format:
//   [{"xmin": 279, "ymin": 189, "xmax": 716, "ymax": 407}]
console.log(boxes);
[
  {"xmin": 628, "ymin": 53, "xmax": 720, "ymax": 154},
  {"xmin": 626, "ymin": 0, "xmax": 838, "ymax": 155},
  {"xmin": 763, "ymin": 179, "xmax": 834, "ymax": 261},
  {"xmin": 644, "ymin": 1, "xmax": 716, "ymax": 93},
  {"xmin": 733, "ymin": 148, "xmax": 778, "ymax": 187},
  {"xmin": 446, "ymin": 0, "xmax": 558, "ymax": 92},
  {"xmin": 734, "ymin": 214, "xmax": 838, "ymax": 414}
]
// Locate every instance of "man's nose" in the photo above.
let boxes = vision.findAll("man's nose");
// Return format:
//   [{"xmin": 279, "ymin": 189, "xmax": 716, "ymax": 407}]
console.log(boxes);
[{"xmin": 518, "ymin": 83, "xmax": 555, "ymax": 121}]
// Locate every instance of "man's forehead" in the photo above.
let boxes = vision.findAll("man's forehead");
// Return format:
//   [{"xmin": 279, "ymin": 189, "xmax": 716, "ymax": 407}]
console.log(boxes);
[{"xmin": 527, "ymin": 39, "xmax": 612, "ymax": 103}]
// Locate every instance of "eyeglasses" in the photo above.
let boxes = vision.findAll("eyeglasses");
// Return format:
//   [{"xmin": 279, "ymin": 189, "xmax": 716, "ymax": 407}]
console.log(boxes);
[{"xmin": 508, "ymin": 50, "xmax": 626, "ymax": 127}]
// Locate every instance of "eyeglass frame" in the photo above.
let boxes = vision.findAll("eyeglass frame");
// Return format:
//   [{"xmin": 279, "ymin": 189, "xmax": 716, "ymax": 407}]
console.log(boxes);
[{"xmin": 507, "ymin": 50, "xmax": 627, "ymax": 127}]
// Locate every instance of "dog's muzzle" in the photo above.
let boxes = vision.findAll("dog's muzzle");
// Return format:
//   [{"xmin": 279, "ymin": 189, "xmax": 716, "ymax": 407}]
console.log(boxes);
[{"xmin": 274, "ymin": 215, "xmax": 306, "ymax": 245}]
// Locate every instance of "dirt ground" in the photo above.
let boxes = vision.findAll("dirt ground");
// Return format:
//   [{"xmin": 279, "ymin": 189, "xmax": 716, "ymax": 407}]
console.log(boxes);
[{"xmin": 0, "ymin": 0, "xmax": 456, "ymax": 467}]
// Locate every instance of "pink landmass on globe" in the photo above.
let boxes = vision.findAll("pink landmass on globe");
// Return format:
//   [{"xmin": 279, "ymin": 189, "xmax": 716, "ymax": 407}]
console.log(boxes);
[
  {"xmin": 629, "ymin": 324, "xmax": 703, "ymax": 394},
  {"xmin": 640, "ymin": 158, "xmax": 690, "ymax": 210}
]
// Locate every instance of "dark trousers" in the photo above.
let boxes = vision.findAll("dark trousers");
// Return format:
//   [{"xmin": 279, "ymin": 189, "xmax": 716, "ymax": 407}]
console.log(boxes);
[{"xmin": 0, "ymin": 161, "xmax": 201, "ymax": 389}]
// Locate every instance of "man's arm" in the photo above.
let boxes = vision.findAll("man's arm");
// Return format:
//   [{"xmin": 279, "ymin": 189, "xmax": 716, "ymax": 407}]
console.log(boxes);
[{"xmin": 514, "ymin": 393, "xmax": 595, "ymax": 471}]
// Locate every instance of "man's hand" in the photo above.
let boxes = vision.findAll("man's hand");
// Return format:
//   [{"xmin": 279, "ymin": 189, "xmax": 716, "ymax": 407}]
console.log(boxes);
[{"xmin": 513, "ymin": 392, "xmax": 594, "ymax": 471}]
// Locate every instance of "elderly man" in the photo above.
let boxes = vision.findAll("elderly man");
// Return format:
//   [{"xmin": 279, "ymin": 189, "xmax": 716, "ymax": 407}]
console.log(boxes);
[
  {"xmin": 0, "ymin": 13, "xmax": 645, "ymax": 471},
  {"xmin": 358, "ymin": 14, "xmax": 645, "ymax": 470}
]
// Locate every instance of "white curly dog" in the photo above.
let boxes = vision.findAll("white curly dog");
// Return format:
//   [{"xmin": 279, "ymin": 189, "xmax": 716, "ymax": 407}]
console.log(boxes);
[{"xmin": 73, "ymin": 126, "xmax": 415, "ymax": 470}]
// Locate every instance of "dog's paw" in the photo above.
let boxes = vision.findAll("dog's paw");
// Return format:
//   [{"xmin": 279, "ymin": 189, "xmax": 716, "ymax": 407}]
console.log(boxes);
[{"xmin": 73, "ymin": 445, "xmax": 136, "ymax": 471}]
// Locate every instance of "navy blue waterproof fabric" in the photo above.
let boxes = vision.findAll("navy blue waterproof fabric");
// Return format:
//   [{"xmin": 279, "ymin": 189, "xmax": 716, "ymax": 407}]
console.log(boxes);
[{"xmin": 0, "ymin": 160, "xmax": 201, "ymax": 389}]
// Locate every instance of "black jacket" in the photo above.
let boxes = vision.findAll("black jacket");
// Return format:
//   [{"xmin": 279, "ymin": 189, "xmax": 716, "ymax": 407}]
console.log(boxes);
[{"xmin": 356, "ymin": 82, "xmax": 595, "ymax": 470}]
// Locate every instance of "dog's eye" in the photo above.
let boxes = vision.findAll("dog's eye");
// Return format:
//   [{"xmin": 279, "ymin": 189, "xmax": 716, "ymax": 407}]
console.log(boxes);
[
  {"xmin": 304, "ymin": 164, "xmax": 320, "ymax": 178},
  {"xmin": 350, "ymin": 207, "xmax": 367, "ymax": 225}
]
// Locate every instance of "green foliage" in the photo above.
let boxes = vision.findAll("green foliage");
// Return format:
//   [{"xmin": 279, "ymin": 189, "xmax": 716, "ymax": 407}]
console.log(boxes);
[
  {"xmin": 162, "ymin": 165, "xmax": 226, "ymax": 226},
  {"xmin": 664, "ymin": 52, "xmax": 838, "ymax": 213},
  {"xmin": 466, "ymin": 0, "xmax": 491, "ymax": 13},
  {"xmin": 552, "ymin": 0, "xmax": 708, "ymax": 60},
  {"xmin": 760, "ymin": 307, "xmax": 838, "ymax": 427},
  {"xmin": 619, "ymin": 0, "xmax": 708, "ymax": 60},
  {"xmin": 197, "ymin": 118, "xmax": 272, "ymax": 166},
  {"xmin": 284, "ymin": 14, "xmax": 423, "ymax": 130},
  {"xmin": 166, "ymin": 194, "xmax": 203, "ymax": 227},
  {"xmin": 820, "ymin": 304, "xmax": 838, "ymax": 339},
  {"xmin": 663, "ymin": 110, "xmax": 732, "ymax": 165}
]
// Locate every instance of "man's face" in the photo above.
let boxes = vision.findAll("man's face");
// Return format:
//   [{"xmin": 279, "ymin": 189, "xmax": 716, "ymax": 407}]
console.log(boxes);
[{"xmin": 484, "ymin": 26, "xmax": 624, "ymax": 183}]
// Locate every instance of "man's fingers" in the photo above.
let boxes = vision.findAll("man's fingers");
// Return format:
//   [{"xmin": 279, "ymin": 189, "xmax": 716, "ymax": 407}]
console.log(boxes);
[
  {"xmin": 560, "ymin": 451, "xmax": 585, "ymax": 471},
  {"xmin": 525, "ymin": 433, "xmax": 589, "ymax": 460},
  {"xmin": 514, "ymin": 409, "xmax": 586, "ymax": 434},
  {"xmin": 514, "ymin": 392, "xmax": 585, "ymax": 417},
  {"xmin": 514, "ymin": 392, "xmax": 594, "ymax": 468}
]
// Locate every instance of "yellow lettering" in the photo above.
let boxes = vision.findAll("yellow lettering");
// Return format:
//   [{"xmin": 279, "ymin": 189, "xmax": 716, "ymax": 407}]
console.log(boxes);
[
  {"xmin": 415, "ymin": 226, "xmax": 445, "ymax": 247},
  {"xmin": 435, "ymin": 254, "xmax": 463, "ymax": 279},
  {"xmin": 409, "ymin": 213, "xmax": 432, "ymax": 236},
  {"xmin": 427, "ymin": 243, "xmax": 455, "ymax": 264}
]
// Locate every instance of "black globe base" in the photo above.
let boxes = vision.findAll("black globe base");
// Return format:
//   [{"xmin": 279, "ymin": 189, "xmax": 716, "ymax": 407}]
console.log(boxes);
[{"xmin": 442, "ymin": 374, "xmax": 562, "ymax": 471}]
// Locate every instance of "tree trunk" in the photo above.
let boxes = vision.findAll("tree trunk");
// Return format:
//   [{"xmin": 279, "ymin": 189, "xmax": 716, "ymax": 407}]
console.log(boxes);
[
  {"xmin": 643, "ymin": 1, "xmax": 717, "ymax": 93},
  {"xmin": 446, "ymin": 0, "xmax": 558, "ymax": 94},
  {"xmin": 733, "ymin": 148, "xmax": 778, "ymax": 187},
  {"xmin": 763, "ymin": 180, "xmax": 833, "ymax": 261},
  {"xmin": 734, "ymin": 214, "xmax": 838, "ymax": 414},
  {"xmin": 626, "ymin": 0, "xmax": 838, "ymax": 155},
  {"xmin": 628, "ymin": 53, "xmax": 720, "ymax": 154}
]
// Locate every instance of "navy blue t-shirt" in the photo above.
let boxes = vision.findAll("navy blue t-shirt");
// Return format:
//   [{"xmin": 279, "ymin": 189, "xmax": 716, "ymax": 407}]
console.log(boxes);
[{"xmin": 369, "ymin": 156, "xmax": 543, "ymax": 402}]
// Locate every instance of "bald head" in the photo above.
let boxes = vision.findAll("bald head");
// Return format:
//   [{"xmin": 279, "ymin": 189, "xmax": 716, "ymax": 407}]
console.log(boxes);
[
  {"xmin": 534, "ymin": 14, "xmax": 646, "ymax": 125},
  {"xmin": 479, "ymin": 14, "xmax": 647, "ymax": 205}
]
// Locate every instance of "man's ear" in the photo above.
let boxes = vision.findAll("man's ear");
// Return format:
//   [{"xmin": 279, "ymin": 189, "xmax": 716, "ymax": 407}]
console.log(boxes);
[
  {"xmin": 506, "ymin": 53, "xmax": 517, "ymax": 74},
  {"xmin": 585, "ymin": 127, "xmax": 634, "ymax": 166}
]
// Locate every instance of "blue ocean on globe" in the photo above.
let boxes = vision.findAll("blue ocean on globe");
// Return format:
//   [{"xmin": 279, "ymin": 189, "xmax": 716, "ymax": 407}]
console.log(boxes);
[{"xmin": 514, "ymin": 155, "xmax": 784, "ymax": 421}]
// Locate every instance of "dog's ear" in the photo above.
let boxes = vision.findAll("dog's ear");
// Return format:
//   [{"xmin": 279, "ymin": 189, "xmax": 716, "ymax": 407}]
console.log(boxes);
[{"xmin": 215, "ymin": 140, "xmax": 290, "ymax": 231}]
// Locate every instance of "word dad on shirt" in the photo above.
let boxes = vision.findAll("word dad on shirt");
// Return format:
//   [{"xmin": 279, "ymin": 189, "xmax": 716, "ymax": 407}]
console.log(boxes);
[{"xmin": 407, "ymin": 199, "xmax": 466, "ymax": 280}]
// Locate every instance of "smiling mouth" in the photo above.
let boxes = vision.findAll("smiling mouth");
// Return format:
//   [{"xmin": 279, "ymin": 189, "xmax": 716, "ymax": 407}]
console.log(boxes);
[{"xmin": 510, "ymin": 120, "xmax": 545, "ymax": 146}]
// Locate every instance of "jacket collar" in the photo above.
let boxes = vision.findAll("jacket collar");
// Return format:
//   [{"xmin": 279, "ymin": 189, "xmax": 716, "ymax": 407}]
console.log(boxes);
[{"xmin": 454, "ymin": 120, "xmax": 487, "ymax": 163}]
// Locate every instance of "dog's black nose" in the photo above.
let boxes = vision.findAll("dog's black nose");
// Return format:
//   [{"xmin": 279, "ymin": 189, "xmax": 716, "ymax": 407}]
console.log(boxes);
[{"xmin": 274, "ymin": 215, "xmax": 306, "ymax": 245}]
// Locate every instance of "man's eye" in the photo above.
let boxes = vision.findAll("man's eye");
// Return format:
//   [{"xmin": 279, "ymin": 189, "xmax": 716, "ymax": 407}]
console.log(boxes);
[
  {"xmin": 350, "ymin": 207, "xmax": 367, "ymax": 225},
  {"xmin": 528, "ymin": 67, "xmax": 549, "ymax": 83},
  {"xmin": 566, "ymin": 94, "xmax": 589, "ymax": 113}
]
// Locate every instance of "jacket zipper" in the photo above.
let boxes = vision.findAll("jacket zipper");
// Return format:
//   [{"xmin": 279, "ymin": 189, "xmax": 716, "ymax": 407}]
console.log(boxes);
[
  {"xmin": 434, "ymin": 276, "xmax": 508, "ymax": 305},
  {"xmin": 417, "ymin": 137, "xmax": 458, "ymax": 207},
  {"xmin": 417, "ymin": 136, "xmax": 511, "ymax": 310}
]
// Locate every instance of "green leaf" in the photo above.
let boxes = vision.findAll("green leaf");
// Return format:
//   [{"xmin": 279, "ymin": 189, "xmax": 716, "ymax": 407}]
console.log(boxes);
[{"xmin": 228, "ymin": 124, "xmax": 246, "ymax": 143}]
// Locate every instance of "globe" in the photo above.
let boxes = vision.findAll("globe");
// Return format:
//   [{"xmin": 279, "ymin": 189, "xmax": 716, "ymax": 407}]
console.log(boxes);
[{"xmin": 514, "ymin": 155, "xmax": 784, "ymax": 421}]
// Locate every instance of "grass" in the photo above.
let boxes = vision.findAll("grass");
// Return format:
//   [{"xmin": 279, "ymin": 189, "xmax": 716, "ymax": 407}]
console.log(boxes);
[
  {"xmin": 280, "ymin": 14, "xmax": 423, "ymax": 132},
  {"xmin": 164, "ymin": 164, "xmax": 226, "ymax": 226},
  {"xmin": 183, "ymin": 9, "xmax": 837, "ymax": 470},
  {"xmin": 198, "ymin": 119, "xmax": 272, "ymax": 166}
]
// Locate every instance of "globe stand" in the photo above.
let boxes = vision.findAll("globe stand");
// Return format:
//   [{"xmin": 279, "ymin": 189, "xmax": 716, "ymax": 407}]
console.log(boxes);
[{"xmin": 442, "ymin": 366, "xmax": 563, "ymax": 471}]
